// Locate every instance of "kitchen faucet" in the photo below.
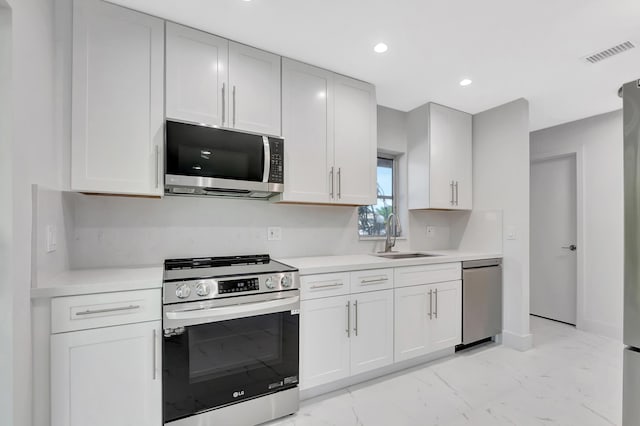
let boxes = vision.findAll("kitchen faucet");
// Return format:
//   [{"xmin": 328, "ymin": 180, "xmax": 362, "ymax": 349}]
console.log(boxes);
[{"xmin": 384, "ymin": 213, "xmax": 401, "ymax": 253}]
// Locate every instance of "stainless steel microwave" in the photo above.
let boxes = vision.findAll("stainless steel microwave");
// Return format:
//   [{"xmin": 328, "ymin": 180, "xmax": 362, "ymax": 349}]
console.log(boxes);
[{"xmin": 165, "ymin": 120, "xmax": 284, "ymax": 199}]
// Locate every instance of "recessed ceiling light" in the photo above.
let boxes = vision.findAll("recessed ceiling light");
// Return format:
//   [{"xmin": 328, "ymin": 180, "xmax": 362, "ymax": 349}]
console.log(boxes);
[
  {"xmin": 373, "ymin": 43, "xmax": 388, "ymax": 53},
  {"xmin": 459, "ymin": 79, "xmax": 473, "ymax": 87}
]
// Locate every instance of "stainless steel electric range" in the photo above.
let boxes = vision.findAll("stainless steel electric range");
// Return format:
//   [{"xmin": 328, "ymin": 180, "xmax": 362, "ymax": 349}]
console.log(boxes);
[{"xmin": 162, "ymin": 254, "xmax": 300, "ymax": 426}]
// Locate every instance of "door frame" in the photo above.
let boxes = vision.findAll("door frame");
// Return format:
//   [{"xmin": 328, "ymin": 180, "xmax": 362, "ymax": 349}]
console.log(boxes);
[{"xmin": 530, "ymin": 148, "xmax": 585, "ymax": 330}]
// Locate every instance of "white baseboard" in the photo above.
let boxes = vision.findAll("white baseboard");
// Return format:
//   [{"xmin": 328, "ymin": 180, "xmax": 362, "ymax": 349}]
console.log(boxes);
[
  {"xmin": 300, "ymin": 347, "xmax": 455, "ymax": 401},
  {"xmin": 580, "ymin": 318, "xmax": 622, "ymax": 341},
  {"xmin": 502, "ymin": 330, "xmax": 533, "ymax": 351}
]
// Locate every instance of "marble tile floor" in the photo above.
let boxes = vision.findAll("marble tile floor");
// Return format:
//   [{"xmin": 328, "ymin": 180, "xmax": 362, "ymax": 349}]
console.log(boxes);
[{"xmin": 267, "ymin": 316, "xmax": 623, "ymax": 426}]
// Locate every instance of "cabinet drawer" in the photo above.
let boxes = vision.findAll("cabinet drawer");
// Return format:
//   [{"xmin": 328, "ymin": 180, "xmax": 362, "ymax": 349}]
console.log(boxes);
[
  {"xmin": 394, "ymin": 263, "xmax": 461, "ymax": 288},
  {"xmin": 350, "ymin": 268, "xmax": 394, "ymax": 293},
  {"xmin": 300, "ymin": 272, "xmax": 350, "ymax": 300},
  {"xmin": 52, "ymin": 289, "xmax": 161, "ymax": 333}
]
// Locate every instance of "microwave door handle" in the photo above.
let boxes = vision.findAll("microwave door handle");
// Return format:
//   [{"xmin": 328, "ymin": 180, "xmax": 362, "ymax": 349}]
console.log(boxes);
[
  {"xmin": 165, "ymin": 295, "xmax": 299, "ymax": 326},
  {"xmin": 262, "ymin": 136, "xmax": 270, "ymax": 183}
]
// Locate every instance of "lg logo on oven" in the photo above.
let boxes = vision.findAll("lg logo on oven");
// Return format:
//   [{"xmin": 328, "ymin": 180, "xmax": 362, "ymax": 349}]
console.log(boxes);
[{"xmin": 233, "ymin": 391, "xmax": 245, "ymax": 398}]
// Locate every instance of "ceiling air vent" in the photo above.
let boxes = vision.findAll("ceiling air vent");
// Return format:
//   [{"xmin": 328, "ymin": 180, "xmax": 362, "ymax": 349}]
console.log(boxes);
[{"xmin": 584, "ymin": 41, "xmax": 635, "ymax": 64}]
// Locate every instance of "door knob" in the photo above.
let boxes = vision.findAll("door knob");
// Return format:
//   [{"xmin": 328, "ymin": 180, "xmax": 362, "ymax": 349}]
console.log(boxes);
[{"xmin": 561, "ymin": 244, "xmax": 577, "ymax": 251}]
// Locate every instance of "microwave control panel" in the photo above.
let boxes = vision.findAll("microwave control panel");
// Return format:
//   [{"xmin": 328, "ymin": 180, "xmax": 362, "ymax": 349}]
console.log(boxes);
[{"xmin": 268, "ymin": 138, "xmax": 284, "ymax": 184}]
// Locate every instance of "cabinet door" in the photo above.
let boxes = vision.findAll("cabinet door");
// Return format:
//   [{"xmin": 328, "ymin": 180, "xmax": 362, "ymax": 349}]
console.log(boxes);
[
  {"xmin": 228, "ymin": 41, "xmax": 281, "ymax": 136},
  {"xmin": 429, "ymin": 104, "xmax": 472, "ymax": 210},
  {"xmin": 300, "ymin": 296, "xmax": 350, "ymax": 389},
  {"xmin": 51, "ymin": 321, "xmax": 161, "ymax": 426},
  {"xmin": 350, "ymin": 290, "xmax": 394, "ymax": 375},
  {"xmin": 450, "ymin": 111, "xmax": 472, "ymax": 210},
  {"xmin": 333, "ymin": 75, "xmax": 377, "ymax": 205},
  {"xmin": 279, "ymin": 59, "xmax": 333, "ymax": 203},
  {"xmin": 429, "ymin": 280, "xmax": 462, "ymax": 351},
  {"xmin": 71, "ymin": 0, "xmax": 164, "ymax": 196},
  {"xmin": 428, "ymin": 103, "xmax": 456, "ymax": 208},
  {"xmin": 394, "ymin": 285, "xmax": 429, "ymax": 362},
  {"xmin": 166, "ymin": 22, "xmax": 228, "ymax": 127}
]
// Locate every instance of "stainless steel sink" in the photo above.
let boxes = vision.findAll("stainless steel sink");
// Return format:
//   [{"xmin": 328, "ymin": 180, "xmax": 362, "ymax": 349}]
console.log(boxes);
[{"xmin": 373, "ymin": 252, "xmax": 442, "ymax": 260}]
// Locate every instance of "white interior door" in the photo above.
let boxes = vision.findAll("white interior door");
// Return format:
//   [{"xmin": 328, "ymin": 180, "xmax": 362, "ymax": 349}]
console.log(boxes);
[{"xmin": 530, "ymin": 155, "xmax": 577, "ymax": 324}]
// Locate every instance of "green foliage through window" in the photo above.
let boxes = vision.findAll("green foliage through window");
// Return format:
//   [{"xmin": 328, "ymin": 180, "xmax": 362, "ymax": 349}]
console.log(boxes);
[{"xmin": 358, "ymin": 157, "xmax": 395, "ymax": 237}]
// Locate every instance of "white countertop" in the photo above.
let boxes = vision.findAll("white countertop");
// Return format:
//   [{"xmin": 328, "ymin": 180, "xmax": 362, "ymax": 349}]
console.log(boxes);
[
  {"xmin": 31, "ymin": 251, "xmax": 501, "ymax": 298},
  {"xmin": 31, "ymin": 265, "xmax": 163, "ymax": 298},
  {"xmin": 278, "ymin": 250, "xmax": 503, "ymax": 275}
]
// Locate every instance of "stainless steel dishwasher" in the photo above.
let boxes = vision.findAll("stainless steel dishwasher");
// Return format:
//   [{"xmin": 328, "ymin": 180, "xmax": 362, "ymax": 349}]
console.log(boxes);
[{"xmin": 461, "ymin": 258, "xmax": 503, "ymax": 345}]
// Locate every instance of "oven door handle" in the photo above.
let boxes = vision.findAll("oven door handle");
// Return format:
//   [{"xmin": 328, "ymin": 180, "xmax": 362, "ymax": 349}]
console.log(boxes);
[{"xmin": 165, "ymin": 296, "xmax": 300, "ymax": 326}]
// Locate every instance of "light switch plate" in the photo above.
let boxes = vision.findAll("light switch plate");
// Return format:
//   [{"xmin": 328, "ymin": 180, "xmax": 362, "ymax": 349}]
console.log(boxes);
[
  {"xmin": 267, "ymin": 227, "xmax": 282, "ymax": 241},
  {"xmin": 506, "ymin": 225, "xmax": 517, "ymax": 240}
]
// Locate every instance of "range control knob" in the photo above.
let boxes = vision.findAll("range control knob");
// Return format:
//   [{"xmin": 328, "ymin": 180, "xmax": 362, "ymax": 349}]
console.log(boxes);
[
  {"xmin": 281, "ymin": 275, "xmax": 292, "ymax": 288},
  {"xmin": 196, "ymin": 281, "xmax": 210, "ymax": 297},
  {"xmin": 175, "ymin": 284, "xmax": 191, "ymax": 299},
  {"xmin": 265, "ymin": 277, "xmax": 275, "ymax": 289}
]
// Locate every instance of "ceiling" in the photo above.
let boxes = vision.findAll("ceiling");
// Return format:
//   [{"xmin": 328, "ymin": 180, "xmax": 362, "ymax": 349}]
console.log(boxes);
[{"xmin": 110, "ymin": 0, "xmax": 640, "ymax": 130}]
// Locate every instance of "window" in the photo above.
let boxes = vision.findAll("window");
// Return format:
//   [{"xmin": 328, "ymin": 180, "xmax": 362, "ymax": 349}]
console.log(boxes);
[{"xmin": 358, "ymin": 155, "xmax": 397, "ymax": 237}]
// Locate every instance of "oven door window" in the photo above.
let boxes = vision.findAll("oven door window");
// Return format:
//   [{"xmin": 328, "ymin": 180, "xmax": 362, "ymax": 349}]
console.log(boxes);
[
  {"xmin": 166, "ymin": 120, "xmax": 265, "ymax": 182},
  {"xmin": 163, "ymin": 310, "xmax": 299, "ymax": 423},
  {"xmin": 188, "ymin": 313, "xmax": 282, "ymax": 383}
]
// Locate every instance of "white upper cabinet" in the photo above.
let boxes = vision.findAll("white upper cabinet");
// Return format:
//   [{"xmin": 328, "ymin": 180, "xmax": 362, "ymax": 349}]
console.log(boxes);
[
  {"xmin": 333, "ymin": 75, "xmax": 377, "ymax": 205},
  {"xmin": 71, "ymin": 0, "xmax": 164, "ymax": 196},
  {"xmin": 277, "ymin": 59, "xmax": 376, "ymax": 206},
  {"xmin": 279, "ymin": 59, "xmax": 333, "ymax": 203},
  {"xmin": 166, "ymin": 28, "xmax": 281, "ymax": 136},
  {"xmin": 166, "ymin": 22, "xmax": 228, "ymax": 127},
  {"xmin": 408, "ymin": 103, "xmax": 472, "ymax": 210},
  {"xmin": 228, "ymin": 41, "xmax": 281, "ymax": 136}
]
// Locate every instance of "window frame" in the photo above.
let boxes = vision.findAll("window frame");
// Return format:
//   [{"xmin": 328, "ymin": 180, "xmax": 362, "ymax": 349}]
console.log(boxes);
[{"xmin": 358, "ymin": 153, "xmax": 400, "ymax": 240}]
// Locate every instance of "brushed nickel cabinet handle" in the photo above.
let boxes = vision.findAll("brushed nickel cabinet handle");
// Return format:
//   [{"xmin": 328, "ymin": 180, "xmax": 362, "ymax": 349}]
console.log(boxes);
[
  {"xmin": 75, "ymin": 305, "xmax": 141, "ymax": 316},
  {"xmin": 232, "ymin": 85, "xmax": 237, "ymax": 127},
  {"xmin": 221, "ymin": 82, "xmax": 226, "ymax": 125},
  {"xmin": 455, "ymin": 181, "xmax": 459, "ymax": 206},
  {"xmin": 310, "ymin": 281, "xmax": 343, "ymax": 290},
  {"xmin": 337, "ymin": 167, "xmax": 342, "ymax": 199},
  {"xmin": 360, "ymin": 277, "xmax": 388, "ymax": 285},
  {"xmin": 155, "ymin": 146, "xmax": 160, "ymax": 189},
  {"xmin": 434, "ymin": 288, "xmax": 438, "ymax": 319},
  {"xmin": 450, "ymin": 181, "xmax": 455, "ymax": 205},
  {"xmin": 152, "ymin": 328, "xmax": 158, "ymax": 380},
  {"xmin": 330, "ymin": 167, "xmax": 335, "ymax": 199},
  {"xmin": 346, "ymin": 300, "xmax": 351, "ymax": 338},
  {"xmin": 428, "ymin": 289, "xmax": 433, "ymax": 320},
  {"xmin": 354, "ymin": 300, "xmax": 358, "ymax": 336}
]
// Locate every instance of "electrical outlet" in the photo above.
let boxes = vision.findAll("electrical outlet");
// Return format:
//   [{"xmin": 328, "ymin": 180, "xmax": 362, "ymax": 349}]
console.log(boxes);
[
  {"xmin": 426, "ymin": 226, "xmax": 435, "ymax": 236},
  {"xmin": 267, "ymin": 227, "xmax": 282, "ymax": 241},
  {"xmin": 46, "ymin": 225, "xmax": 57, "ymax": 253}
]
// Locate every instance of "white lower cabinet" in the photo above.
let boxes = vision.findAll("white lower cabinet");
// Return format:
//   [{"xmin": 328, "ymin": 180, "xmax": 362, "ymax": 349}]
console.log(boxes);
[
  {"xmin": 349, "ymin": 289, "xmax": 394, "ymax": 376},
  {"xmin": 394, "ymin": 280, "xmax": 462, "ymax": 362},
  {"xmin": 300, "ymin": 295, "xmax": 351, "ymax": 389},
  {"xmin": 51, "ymin": 320, "xmax": 162, "ymax": 426},
  {"xmin": 300, "ymin": 287, "xmax": 394, "ymax": 390},
  {"xmin": 50, "ymin": 289, "xmax": 162, "ymax": 426}
]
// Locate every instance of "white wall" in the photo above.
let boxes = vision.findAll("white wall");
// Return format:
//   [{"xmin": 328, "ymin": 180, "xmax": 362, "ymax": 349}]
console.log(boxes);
[
  {"xmin": 530, "ymin": 110, "xmax": 623, "ymax": 340},
  {"xmin": 6, "ymin": 0, "xmax": 60, "ymax": 424},
  {"xmin": 0, "ymin": 3, "xmax": 13, "ymax": 423},
  {"xmin": 473, "ymin": 99, "xmax": 532, "ymax": 350}
]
